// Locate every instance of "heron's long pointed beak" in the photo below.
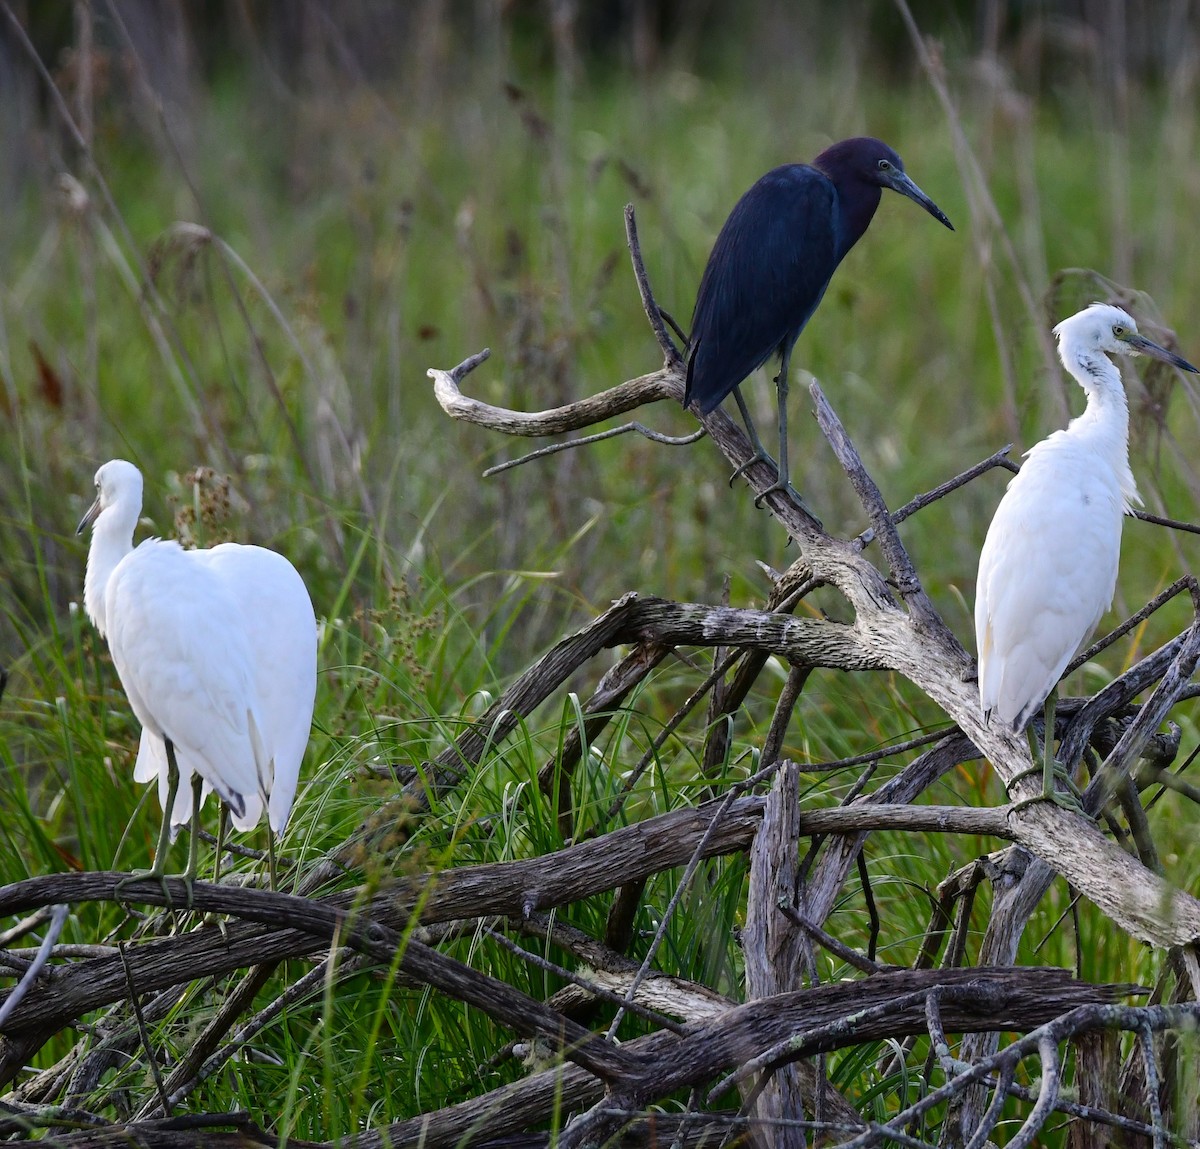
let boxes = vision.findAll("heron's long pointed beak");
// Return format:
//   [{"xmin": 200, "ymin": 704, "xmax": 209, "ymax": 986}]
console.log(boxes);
[
  {"xmin": 76, "ymin": 495, "xmax": 101, "ymax": 536},
  {"xmin": 1126, "ymin": 333, "xmax": 1200, "ymax": 373},
  {"xmin": 888, "ymin": 170, "xmax": 954, "ymax": 231}
]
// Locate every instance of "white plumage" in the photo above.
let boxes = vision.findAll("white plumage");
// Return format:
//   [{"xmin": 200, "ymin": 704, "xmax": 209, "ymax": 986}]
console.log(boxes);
[
  {"xmin": 975, "ymin": 303, "xmax": 1197, "ymax": 732},
  {"xmin": 79, "ymin": 459, "xmax": 317, "ymax": 873}
]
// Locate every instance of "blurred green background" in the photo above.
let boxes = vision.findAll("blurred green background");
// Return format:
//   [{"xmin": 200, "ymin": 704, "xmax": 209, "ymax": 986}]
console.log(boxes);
[
  {"xmin": 1, "ymin": 1, "xmax": 1199, "ymax": 1137},
  {"xmin": 4, "ymin": 0, "xmax": 1200, "ymax": 659}
]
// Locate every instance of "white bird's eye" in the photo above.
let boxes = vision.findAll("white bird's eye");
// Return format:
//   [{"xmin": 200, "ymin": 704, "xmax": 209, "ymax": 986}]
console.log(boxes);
[{"xmin": 1112, "ymin": 324, "xmax": 1126, "ymax": 337}]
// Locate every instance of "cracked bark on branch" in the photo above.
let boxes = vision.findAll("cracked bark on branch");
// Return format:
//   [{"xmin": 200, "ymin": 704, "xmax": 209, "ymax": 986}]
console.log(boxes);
[
  {"xmin": 427, "ymin": 354, "xmax": 1200, "ymax": 950},
  {"xmin": 420, "ymin": 201, "xmax": 1200, "ymax": 1143}
]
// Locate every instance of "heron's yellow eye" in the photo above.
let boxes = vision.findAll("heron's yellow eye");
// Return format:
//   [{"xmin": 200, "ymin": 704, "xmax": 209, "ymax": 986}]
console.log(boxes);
[{"xmin": 1112, "ymin": 325, "xmax": 1126, "ymax": 337}]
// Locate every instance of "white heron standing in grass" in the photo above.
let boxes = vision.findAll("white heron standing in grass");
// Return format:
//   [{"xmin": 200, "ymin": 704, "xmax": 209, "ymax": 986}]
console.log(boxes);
[
  {"xmin": 78, "ymin": 459, "xmax": 317, "ymax": 893},
  {"xmin": 975, "ymin": 303, "xmax": 1198, "ymax": 807}
]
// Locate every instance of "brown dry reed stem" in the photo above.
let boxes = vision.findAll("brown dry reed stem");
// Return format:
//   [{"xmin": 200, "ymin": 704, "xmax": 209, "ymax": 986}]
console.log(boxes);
[{"xmin": 892, "ymin": 0, "xmax": 1063, "ymax": 428}]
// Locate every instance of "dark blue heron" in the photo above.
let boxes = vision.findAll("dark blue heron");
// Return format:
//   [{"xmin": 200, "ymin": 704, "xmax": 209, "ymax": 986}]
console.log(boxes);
[{"xmin": 685, "ymin": 137, "xmax": 953, "ymax": 502}]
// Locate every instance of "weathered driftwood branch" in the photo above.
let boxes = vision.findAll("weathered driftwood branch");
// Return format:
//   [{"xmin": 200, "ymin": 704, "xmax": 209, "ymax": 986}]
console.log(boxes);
[
  {"xmin": 8, "ymin": 200, "xmax": 1200, "ymax": 1147},
  {"xmin": 425, "ymin": 212, "xmax": 1200, "ymax": 922},
  {"xmin": 743, "ymin": 763, "xmax": 813, "ymax": 1146},
  {"xmin": 419, "ymin": 203, "xmax": 1200, "ymax": 1148}
]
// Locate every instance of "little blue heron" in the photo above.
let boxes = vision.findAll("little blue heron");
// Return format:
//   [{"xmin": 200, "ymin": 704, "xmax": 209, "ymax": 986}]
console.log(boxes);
[
  {"xmin": 975, "ymin": 303, "xmax": 1198, "ymax": 808},
  {"xmin": 79, "ymin": 459, "xmax": 317, "ymax": 894},
  {"xmin": 685, "ymin": 137, "xmax": 953, "ymax": 501}
]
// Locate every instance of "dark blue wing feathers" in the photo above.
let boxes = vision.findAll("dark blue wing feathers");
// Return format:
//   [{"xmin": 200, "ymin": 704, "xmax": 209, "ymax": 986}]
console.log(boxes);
[{"xmin": 685, "ymin": 165, "xmax": 841, "ymax": 414}]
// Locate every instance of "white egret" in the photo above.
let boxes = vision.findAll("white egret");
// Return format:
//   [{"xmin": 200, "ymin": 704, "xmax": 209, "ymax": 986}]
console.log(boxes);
[
  {"xmin": 78, "ymin": 459, "xmax": 317, "ymax": 893},
  {"xmin": 975, "ymin": 303, "xmax": 1198, "ymax": 807}
]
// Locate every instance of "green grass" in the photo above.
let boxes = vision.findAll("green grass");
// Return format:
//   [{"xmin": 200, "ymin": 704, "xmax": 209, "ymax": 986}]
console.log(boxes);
[{"xmin": 2, "ymin": 11, "xmax": 1200, "ymax": 1144}]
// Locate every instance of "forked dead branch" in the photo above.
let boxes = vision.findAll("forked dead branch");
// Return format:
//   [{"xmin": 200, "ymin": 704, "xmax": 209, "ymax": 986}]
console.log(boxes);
[
  {"xmin": 418, "ymin": 204, "xmax": 1200, "ymax": 1144},
  {"xmin": 3, "ymin": 204, "xmax": 1200, "ymax": 1147}
]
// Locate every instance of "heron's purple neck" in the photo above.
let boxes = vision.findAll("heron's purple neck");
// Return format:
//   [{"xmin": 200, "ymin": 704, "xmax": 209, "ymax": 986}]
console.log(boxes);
[{"xmin": 811, "ymin": 150, "xmax": 883, "ymax": 259}]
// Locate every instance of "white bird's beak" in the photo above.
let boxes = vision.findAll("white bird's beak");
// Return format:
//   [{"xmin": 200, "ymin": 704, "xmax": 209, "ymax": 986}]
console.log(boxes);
[
  {"xmin": 76, "ymin": 495, "xmax": 102, "ymax": 536},
  {"xmin": 1125, "ymin": 332, "xmax": 1199, "ymax": 373}
]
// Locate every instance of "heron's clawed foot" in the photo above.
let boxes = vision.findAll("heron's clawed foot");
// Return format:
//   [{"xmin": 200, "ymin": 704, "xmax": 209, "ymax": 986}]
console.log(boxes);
[
  {"xmin": 753, "ymin": 477, "xmax": 822, "ymax": 524},
  {"xmin": 753, "ymin": 475, "xmax": 800, "ymax": 508},
  {"xmin": 727, "ymin": 447, "xmax": 777, "ymax": 487}
]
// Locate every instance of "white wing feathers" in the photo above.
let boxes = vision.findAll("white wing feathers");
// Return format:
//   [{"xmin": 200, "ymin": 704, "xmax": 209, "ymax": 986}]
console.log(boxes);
[
  {"xmin": 117, "ymin": 541, "xmax": 316, "ymax": 836},
  {"xmin": 976, "ymin": 433, "xmax": 1125, "ymax": 730},
  {"xmin": 105, "ymin": 540, "xmax": 267, "ymax": 821}
]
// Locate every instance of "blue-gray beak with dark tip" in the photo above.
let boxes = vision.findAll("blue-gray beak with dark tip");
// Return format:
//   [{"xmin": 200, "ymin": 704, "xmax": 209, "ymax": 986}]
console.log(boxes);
[
  {"xmin": 1125, "ymin": 331, "xmax": 1199, "ymax": 373},
  {"xmin": 886, "ymin": 168, "xmax": 954, "ymax": 231}
]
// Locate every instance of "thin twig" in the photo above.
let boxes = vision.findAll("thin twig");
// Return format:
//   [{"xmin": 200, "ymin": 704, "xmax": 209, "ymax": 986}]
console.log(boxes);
[
  {"xmin": 483, "ymin": 422, "xmax": 704, "ymax": 477},
  {"xmin": 624, "ymin": 204, "xmax": 684, "ymax": 368},
  {"xmin": 879, "ymin": 445, "xmax": 1017, "ymax": 535},
  {"xmin": 0, "ymin": 904, "xmax": 67, "ymax": 1029},
  {"xmin": 117, "ymin": 942, "xmax": 172, "ymax": 1118},
  {"xmin": 777, "ymin": 904, "xmax": 886, "ymax": 975}
]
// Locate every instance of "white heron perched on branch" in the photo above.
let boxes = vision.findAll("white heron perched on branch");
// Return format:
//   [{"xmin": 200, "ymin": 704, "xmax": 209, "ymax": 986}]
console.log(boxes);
[
  {"xmin": 78, "ymin": 459, "xmax": 317, "ymax": 895},
  {"xmin": 975, "ymin": 303, "xmax": 1198, "ymax": 807}
]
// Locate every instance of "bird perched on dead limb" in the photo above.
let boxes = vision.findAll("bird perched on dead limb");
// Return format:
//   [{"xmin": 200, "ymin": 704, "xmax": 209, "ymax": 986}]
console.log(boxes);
[
  {"xmin": 685, "ymin": 137, "xmax": 953, "ymax": 506},
  {"xmin": 975, "ymin": 303, "xmax": 1198, "ymax": 808},
  {"xmin": 79, "ymin": 459, "xmax": 317, "ymax": 897}
]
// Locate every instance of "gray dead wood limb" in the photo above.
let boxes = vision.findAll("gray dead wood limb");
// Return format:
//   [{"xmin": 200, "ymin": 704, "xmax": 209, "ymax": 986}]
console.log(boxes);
[
  {"xmin": 743, "ymin": 763, "xmax": 824, "ymax": 1146},
  {"xmin": 15, "ymin": 883, "xmax": 632, "ymax": 1085},
  {"xmin": 14, "ymin": 970, "xmax": 1131, "ymax": 1149},
  {"xmin": 464, "ymin": 967, "xmax": 1137, "ymax": 1141},
  {"xmin": 429, "ymin": 353, "xmax": 679, "ymax": 437},
  {"xmin": 0, "ymin": 797, "xmax": 763, "ymax": 1061},
  {"xmin": 297, "ymin": 969, "xmax": 1141, "ymax": 1149},
  {"xmin": 428, "ymin": 333, "xmax": 1200, "ymax": 949},
  {"xmin": 0, "ymin": 791, "xmax": 1143, "ymax": 1068}
]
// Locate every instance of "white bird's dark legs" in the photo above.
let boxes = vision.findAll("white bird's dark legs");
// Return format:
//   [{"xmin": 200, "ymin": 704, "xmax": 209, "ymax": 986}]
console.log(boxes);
[
  {"xmin": 266, "ymin": 831, "xmax": 279, "ymax": 892},
  {"xmin": 181, "ymin": 772, "xmax": 204, "ymax": 905},
  {"xmin": 214, "ymin": 803, "xmax": 228, "ymax": 886},
  {"xmin": 156, "ymin": 739, "xmax": 181, "ymax": 875},
  {"xmin": 118, "ymin": 736, "xmax": 183, "ymax": 903},
  {"xmin": 1009, "ymin": 690, "xmax": 1085, "ymax": 813}
]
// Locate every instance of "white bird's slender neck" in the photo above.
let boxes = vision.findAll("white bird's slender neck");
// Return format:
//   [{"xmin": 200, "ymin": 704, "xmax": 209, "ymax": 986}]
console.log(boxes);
[
  {"xmin": 1058, "ymin": 339, "xmax": 1141, "ymax": 508},
  {"xmin": 84, "ymin": 503, "xmax": 139, "ymax": 637}
]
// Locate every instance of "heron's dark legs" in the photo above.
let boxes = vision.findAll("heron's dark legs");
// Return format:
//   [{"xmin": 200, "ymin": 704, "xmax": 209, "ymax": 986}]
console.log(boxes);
[
  {"xmin": 1009, "ymin": 690, "xmax": 1085, "ymax": 813},
  {"xmin": 753, "ymin": 344, "xmax": 808, "ymax": 509},
  {"xmin": 721, "ymin": 358, "xmax": 815, "ymax": 518},
  {"xmin": 726, "ymin": 386, "xmax": 776, "ymax": 483}
]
